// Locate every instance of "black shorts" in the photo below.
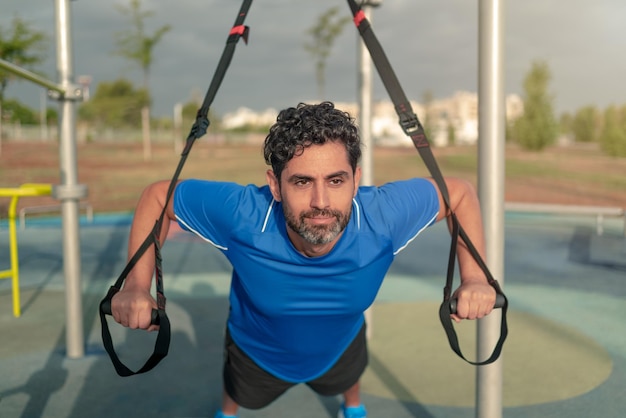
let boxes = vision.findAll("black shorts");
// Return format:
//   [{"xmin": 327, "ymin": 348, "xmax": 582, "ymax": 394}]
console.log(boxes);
[{"xmin": 222, "ymin": 323, "xmax": 368, "ymax": 410}]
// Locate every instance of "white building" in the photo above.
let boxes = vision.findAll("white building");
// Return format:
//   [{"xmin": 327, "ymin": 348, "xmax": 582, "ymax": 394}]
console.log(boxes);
[
  {"xmin": 221, "ymin": 107, "xmax": 279, "ymax": 130},
  {"xmin": 368, "ymin": 91, "xmax": 523, "ymax": 147},
  {"xmin": 219, "ymin": 92, "xmax": 524, "ymax": 147}
]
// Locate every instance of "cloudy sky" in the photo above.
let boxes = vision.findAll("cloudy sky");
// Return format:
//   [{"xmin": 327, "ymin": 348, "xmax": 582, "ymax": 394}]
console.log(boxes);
[{"xmin": 3, "ymin": 0, "xmax": 625, "ymax": 119}]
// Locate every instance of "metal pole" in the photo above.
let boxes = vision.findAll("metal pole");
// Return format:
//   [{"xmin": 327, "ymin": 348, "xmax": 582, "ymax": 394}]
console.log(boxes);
[
  {"xmin": 476, "ymin": 0, "xmax": 505, "ymax": 417},
  {"xmin": 0, "ymin": 58, "xmax": 67, "ymax": 150},
  {"xmin": 55, "ymin": 0, "xmax": 87, "ymax": 359},
  {"xmin": 358, "ymin": 4, "xmax": 375, "ymax": 187},
  {"xmin": 358, "ymin": 1, "xmax": 380, "ymax": 340},
  {"xmin": 174, "ymin": 102, "xmax": 183, "ymax": 153},
  {"xmin": 0, "ymin": 58, "xmax": 66, "ymax": 94},
  {"xmin": 40, "ymin": 90, "xmax": 49, "ymax": 140},
  {"xmin": 0, "ymin": 102, "xmax": 3, "ymax": 154}
]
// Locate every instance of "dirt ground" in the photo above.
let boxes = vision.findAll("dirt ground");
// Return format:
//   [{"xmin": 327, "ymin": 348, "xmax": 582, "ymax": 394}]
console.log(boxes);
[{"xmin": 1, "ymin": 140, "xmax": 625, "ymax": 216}]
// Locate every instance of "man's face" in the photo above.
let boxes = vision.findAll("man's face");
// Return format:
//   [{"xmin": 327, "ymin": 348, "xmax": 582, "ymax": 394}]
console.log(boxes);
[{"xmin": 266, "ymin": 141, "xmax": 361, "ymax": 257}]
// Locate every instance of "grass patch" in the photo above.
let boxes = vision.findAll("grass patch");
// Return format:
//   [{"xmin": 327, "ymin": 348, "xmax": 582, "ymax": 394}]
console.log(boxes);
[{"xmin": 1, "ymin": 141, "xmax": 625, "ymax": 213}]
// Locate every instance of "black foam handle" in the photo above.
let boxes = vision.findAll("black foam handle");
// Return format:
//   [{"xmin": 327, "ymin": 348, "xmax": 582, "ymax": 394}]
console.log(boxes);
[
  {"xmin": 100, "ymin": 298, "xmax": 160, "ymax": 326},
  {"xmin": 449, "ymin": 293, "xmax": 506, "ymax": 315}
]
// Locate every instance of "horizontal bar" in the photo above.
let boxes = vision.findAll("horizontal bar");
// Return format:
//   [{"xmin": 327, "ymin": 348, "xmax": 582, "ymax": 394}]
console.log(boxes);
[
  {"xmin": 0, "ymin": 58, "xmax": 65, "ymax": 94},
  {"xmin": 506, "ymin": 202, "xmax": 625, "ymax": 237},
  {"xmin": 505, "ymin": 202, "xmax": 624, "ymax": 217},
  {"xmin": 19, "ymin": 202, "xmax": 94, "ymax": 229}
]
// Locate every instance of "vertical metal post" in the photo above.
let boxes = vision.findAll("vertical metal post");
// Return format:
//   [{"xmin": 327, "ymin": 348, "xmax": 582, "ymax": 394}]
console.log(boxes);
[
  {"xmin": 55, "ymin": 0, "xmax": 85, "ymax": 359},
  {"xmin": 476, "ymin": 0, "xmax": 505, "ymax": 417},
  {"xmin": 40, "ymin": 90, "xmax": 49, "ymax": 140},
  {"xmin": 358, "ymin": 1, "xmax": 380, "ymax": 339},
  {"xmin": 358, "ymin": 5, "xmax": 375, "ymax": 187},
  {"xmin": 174, "ymin": 102, "xmax": 183, "ymax": 153},
  {"xmin": 0, "ymin": 102, "xmax": 3, "ymax": 155}
]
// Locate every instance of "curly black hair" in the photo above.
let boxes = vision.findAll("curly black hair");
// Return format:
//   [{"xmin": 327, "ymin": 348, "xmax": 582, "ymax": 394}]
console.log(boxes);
[{"xmin": 263, "ymin": 101, "xmax": 361, "ymax": 181}]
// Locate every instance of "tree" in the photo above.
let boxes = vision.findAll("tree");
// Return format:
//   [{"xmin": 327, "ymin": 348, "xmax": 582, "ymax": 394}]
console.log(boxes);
[
  {"xmin": 304, "ymin": 7, "xmax": 351, "ymax": 100},
  {"xmin": 559, "ymin": 112, "xmax": 573, "ymax": 138},
  {"xmin": 181, "ymin": 100, "xmax": 221, "ymax": 131},
  {"xmin": 511, "ymin": 60, "xmax": 558, "ymax": 151},
  {"xmin": 114, "ymin": 0, "xmax": 171, "ymax": 159},
  {"xmin": 571, "ymin": 105, "xmax": 601, "ymax": 143},
  {"xmin": 1, "ymin": 98, "xmax": 38, "ymax": 124},
  {"xmin": 46, "ymin": 107, "xmax": 58, "ymax": 126},
  {"xmin": 78, "ymin": 78, "xmax": 149, "ymax": 128},
  {"xmin": 0, "ymin": 16, "xmax": 48, "ymax": 116},
  {"xmin": 181, "ymin": 101, "xmax": 200, "ymax": 125},
  {"xmin": 598, "ymin": 105, "xmax": 626, "ymax": 157}
]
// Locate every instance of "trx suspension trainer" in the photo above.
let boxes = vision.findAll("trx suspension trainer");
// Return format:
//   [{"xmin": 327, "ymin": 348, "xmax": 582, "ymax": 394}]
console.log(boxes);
[
  {"xmin": 99, "ymin": 0, "xmax": 253, "ymax": 376},
  {"xmin": 346, "ymin": 0, "xmax": 508, "ymax": 366},
  {"xmin": 99, "ymin": 0, "xmax": 508, "ymax": 376}
]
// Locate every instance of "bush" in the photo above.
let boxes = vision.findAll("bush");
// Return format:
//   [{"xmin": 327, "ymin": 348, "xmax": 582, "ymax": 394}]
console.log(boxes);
[
  {"xmin": 512, "ymin": 61, "xmax": 558, "ymax": 151},
  {"xmin": 599, "ymin": 105, "xmax": 626, "ymax": 157}
]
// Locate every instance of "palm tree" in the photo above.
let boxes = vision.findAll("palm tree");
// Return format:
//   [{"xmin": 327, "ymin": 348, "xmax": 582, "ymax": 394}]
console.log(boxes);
[{"xmin": 114, "ymin": 0, "xmax": 171, "ymax": 160}]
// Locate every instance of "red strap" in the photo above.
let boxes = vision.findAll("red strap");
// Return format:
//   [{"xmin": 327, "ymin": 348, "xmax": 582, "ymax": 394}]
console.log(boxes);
[
  {"xmin": 230, "ymin": 24, "xmax": 246, "ymax": 36},
  {"xmin": 353, "ymin": 10, "xmax": 366, "ymax": 26}
]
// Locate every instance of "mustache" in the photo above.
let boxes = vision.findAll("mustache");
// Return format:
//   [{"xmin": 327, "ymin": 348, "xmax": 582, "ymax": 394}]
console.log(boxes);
[{"xmin": 302, "ymin": 209, "xmax": 342, "ymax": 219}]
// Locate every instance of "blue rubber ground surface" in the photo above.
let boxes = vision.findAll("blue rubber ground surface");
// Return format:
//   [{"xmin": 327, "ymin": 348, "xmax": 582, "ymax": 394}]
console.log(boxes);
[{"xmin": 1, "ymin": 212, "xmax": 624, "ymax": 417}]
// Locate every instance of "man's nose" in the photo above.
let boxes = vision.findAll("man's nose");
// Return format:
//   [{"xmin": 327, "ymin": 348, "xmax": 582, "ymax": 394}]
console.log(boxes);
[{"xmin": 310, "ymin": 184, "xmax": 329, "ymax": 209}]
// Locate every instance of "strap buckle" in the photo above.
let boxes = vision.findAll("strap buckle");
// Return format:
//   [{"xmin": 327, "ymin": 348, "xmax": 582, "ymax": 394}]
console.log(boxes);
[
  {"xmin": 396, "ymin": 107, "xmax": 429, "ymax": 148},
  {"xmin": 397, "ymin": 110, "xmax": 421, "ymax": 136}
]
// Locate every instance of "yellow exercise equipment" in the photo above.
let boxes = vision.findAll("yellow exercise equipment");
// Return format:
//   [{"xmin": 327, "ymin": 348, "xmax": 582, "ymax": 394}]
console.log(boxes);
[{"xmin": 0, "ymin": 183, "xmax": 53, "ymax": 317}]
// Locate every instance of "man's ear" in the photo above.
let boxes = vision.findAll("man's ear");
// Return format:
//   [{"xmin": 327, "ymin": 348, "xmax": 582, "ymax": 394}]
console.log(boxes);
[
  {"xmin": 353, "ymin": 166, "xmax": 362, "ymax": 197},
  {"xmin": 266, "ymin": 169, "xmax": 282, "ymax": 201}
]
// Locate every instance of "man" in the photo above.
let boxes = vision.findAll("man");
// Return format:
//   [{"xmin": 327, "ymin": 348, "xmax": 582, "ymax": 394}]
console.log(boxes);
[{"xmin": 111, "ymin": 101, "xmax": 496, "ymax": 418}]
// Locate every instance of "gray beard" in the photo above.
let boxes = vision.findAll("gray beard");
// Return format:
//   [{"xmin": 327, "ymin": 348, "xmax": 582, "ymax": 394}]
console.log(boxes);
[{"xmin": 284, "ymin": 207, "xmax": 350, "ymax": 245}]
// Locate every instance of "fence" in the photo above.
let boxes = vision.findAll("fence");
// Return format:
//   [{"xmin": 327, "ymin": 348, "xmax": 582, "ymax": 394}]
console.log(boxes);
[
  {"xmin": 505, "ymin": 202, "xmax": 626, "ymax": 237},
  {"xmin": 0, "ymin": 123, "xmax": 267, "ymax": 144}
]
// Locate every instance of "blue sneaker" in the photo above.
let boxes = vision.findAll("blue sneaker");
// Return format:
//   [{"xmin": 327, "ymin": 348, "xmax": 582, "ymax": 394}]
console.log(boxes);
[
  {"xmin": 214, "ymin": 411, "xmax": 238, "ymax": 418},
  {"xmin": 338, "ymin": 403, "xmax": 367, "ymax": 418}
]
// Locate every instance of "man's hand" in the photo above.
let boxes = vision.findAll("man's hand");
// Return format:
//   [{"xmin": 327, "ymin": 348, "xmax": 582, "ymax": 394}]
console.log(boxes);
[
  {"xmin": 451, "ymin": 281, "xmax": 496, "ymax": 323},
  {"xmin": 111, "ymin": 287, "xmax": 159, "ymax": 331}
]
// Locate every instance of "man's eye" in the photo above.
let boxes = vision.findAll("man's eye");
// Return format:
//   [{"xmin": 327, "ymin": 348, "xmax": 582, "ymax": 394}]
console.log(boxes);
[
  {"xmin": 295, "ymin": 179, "xmax": 310, "ymax": 187},
  {"xmin": 329, "ymin": 178, "xmax": 344, "ymax": 186}
]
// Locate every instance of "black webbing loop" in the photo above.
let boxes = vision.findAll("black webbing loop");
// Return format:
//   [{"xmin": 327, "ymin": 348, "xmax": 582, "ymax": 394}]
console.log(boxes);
[
  {"xmin": 346, "ymin": 0, "xmax": 508, "ymax": 365},
  {"xmin": 438, "ymin": 215, "xmax": 509, "ymax": 365},
  {"xmin": 99, "ymin": 0, "xmax": 254, "ymax": 376}
]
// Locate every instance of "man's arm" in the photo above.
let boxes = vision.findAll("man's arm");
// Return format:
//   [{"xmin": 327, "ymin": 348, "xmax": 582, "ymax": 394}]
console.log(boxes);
[
  {"xmin": 427, "ymin": 177, "xmax": 496, "ymax": 322},
  {"xmin": 110, "ymin": 180, "xmax": 178, "ymax": 330}
]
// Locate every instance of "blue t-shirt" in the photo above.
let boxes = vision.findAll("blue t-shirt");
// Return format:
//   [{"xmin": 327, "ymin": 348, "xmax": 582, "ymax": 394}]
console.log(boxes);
[{"xmin": 174, "ymin": 178, "xmax": 439, "ymax": 382}]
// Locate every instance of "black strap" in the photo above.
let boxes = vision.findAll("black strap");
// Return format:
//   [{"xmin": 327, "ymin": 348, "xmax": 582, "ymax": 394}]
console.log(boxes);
[
  {"xmin": 346, "ymin": 0, "xmax": 508, "ymax": 365},
  {"xmin": 99, "ymin": 0, "xmax": 253, "ymax": 376}
]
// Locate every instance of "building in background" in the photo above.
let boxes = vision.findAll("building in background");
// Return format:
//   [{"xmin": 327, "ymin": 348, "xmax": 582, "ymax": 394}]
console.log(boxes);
[
  {"xmin": 221, "ymin": 91, "xmax": 523, "ymax": 147},
  {"xmin": 2, "ymin": 91, "xmax": 522, "ymax": 144},
  {"xmin": 221, "ymin": 107, "xmax": 279, "ymax": 130}
]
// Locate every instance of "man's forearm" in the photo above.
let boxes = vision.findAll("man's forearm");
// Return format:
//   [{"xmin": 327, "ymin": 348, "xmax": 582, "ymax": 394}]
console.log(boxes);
[
  {"xmin": 443, "ymin": 178, "xmax": 489, "ymax": 283},
  {"xmin": 123, "ymin": 180, "xmax": 174, "ymax": 290}
]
